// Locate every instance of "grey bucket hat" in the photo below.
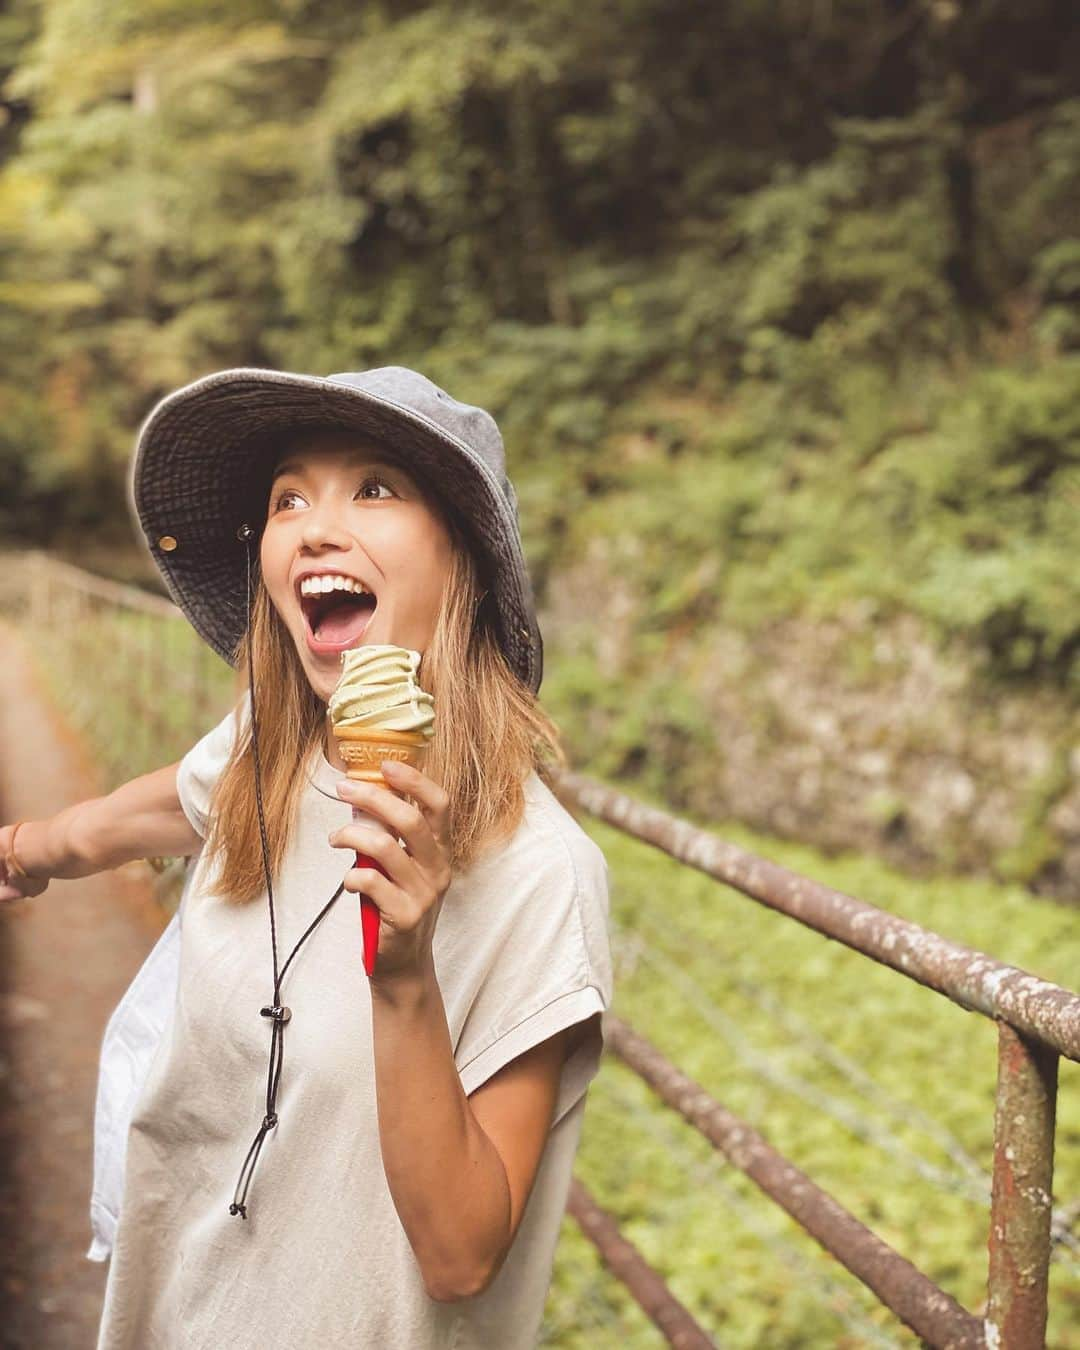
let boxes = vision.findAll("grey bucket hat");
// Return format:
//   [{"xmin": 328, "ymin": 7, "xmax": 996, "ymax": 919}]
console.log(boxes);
[{"xmin": 127, "ymin": 366, "xmax": 543, "ymax": 693}]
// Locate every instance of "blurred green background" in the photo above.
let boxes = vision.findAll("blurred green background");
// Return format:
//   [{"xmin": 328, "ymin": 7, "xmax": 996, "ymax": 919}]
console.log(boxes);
[
  {"xmin": 2, "ymin": 2, "xmax": 1080, "ymax": 1344},
  {"xmin": 2, "ymin": 0, "xmax": 1079, "ymax": 894}
]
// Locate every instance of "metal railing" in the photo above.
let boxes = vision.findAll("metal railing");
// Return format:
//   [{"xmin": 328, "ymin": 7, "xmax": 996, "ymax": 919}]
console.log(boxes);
[
  {"xmin": 0, "ymin": 550, "xmax": 236, "ymax": 790},
  {"xmin": 552, "ymin": 772, "xmax": 1080, "ymax": 1349},
  {"xmin": 2, "ymin": 551, "xmax": 1077, "ymax": 1346}
]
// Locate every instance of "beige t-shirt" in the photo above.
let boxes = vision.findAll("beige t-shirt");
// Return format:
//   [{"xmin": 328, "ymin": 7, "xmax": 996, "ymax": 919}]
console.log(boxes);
[{"xmin": 95, "ymin": 700, "xmax": 612, "ymax": 1350}]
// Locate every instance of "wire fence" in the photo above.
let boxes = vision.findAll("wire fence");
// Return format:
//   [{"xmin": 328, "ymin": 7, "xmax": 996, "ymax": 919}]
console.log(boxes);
[{"xmin": 0, "ymin": 550, "xmax": 236, "ymax": 790}]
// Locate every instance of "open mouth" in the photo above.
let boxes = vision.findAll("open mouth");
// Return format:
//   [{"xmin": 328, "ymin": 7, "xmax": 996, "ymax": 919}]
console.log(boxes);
[{"xmin": 299, "ymin": 580, "xmax": 377, "ymax": 652}]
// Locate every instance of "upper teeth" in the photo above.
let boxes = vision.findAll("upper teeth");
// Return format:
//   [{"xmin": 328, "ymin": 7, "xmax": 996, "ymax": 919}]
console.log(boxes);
[{"xmin": 299, "ymin": 575, "xmax": 371, "ymax": 597}]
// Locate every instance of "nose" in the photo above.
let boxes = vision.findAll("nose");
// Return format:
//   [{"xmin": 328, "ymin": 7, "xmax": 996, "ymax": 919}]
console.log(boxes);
[{"xmin": 298, "ymin": 499, "xmax": 353, "ymax": 552}]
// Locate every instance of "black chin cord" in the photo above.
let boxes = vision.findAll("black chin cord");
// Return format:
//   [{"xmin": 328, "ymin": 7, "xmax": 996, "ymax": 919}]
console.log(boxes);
[{"xmin": 228, "ymin": 523, "xmax": 346, "ymax": 1220}]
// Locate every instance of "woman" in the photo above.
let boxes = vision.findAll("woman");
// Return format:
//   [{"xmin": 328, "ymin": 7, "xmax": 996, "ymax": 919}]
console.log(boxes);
[{"xmin": 0, "ymin": 366, "xmax": 613, "ymax": 1348}]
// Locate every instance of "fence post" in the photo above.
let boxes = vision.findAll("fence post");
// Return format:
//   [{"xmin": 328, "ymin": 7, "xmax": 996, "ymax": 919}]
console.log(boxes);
[
  {"xmin": 986, "ymin": 1023, "xmax": 1058, "ymax": 1349},
  {"xmin": 28, "ymin": 553, "xmax": 47, "ymax": 628}
]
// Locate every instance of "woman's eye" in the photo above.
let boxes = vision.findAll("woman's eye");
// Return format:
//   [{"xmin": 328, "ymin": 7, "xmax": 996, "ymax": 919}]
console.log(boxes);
[
  {"xmin": 357, "ymin": 477, "xmax": 394, "ymax": 501},
  {"xmin": 274, "ymin": 489, "xmax": 302, "ymax": 511}
]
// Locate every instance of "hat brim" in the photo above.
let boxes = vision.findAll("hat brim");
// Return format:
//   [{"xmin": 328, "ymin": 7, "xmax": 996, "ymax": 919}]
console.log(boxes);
[{"xmin": 128, "ymin": 368, "xmax": 543, "ymax": 693}]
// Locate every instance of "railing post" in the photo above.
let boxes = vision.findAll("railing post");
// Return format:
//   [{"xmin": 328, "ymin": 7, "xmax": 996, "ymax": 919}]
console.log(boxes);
[
  {"xmin": 192, "ymin": 635, "xmax": 206, "ymax": 726},
  {"xmin": 986, "ymin": 1023, "xmax": 1057, "ymax": 1349},
  {"xmin": 142, "ymin": 608, "xmax": 159, "ymax": 759},
  {"xmin": 28, "ymin": 552, "xmax": 47, "ymax": 628}
]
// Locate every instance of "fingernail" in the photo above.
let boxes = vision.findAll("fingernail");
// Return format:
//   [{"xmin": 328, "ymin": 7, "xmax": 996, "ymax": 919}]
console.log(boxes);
[{"xmin": 381, "ymin": 760, "xmax": 402, "ymax": 777}]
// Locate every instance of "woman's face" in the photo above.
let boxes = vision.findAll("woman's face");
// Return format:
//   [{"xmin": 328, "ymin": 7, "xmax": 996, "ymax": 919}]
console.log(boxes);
[{"xmin": 260, "ymin": 430, "xmax": 454, "ymax": 705}]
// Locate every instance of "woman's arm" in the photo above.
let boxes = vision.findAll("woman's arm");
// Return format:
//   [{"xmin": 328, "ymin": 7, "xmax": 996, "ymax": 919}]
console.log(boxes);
[
  {"xmin": 370, "ymin": 961, "xmax": 569, "ymax": 1302},
  {"xmin": 329, "ymin": 764, "xmax": 575, "ymax": 1302},
  {"xmin": 0, "ymin": 761, "xmax": 202, "ymax": 898}
]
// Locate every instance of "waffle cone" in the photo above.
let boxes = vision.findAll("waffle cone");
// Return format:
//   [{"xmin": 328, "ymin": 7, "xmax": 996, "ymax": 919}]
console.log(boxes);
[{"xmin": 332, "ymin": 725, "xmax": 429, "ymax": 784}]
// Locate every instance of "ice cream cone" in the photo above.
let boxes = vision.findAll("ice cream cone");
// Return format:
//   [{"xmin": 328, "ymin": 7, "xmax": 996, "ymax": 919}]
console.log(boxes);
[
  {"xmin": 332, "ymin": 726, "xmax": 429, "ymax": 784},
  {"xmin": 328, "ymin": 646, "xmax": 436, "ymax": 978}
]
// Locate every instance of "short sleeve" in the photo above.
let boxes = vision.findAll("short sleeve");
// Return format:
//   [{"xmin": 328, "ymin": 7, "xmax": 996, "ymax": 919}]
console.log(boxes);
[
  {"xmin": 175, "ymin": 694, "xmax": 249, "ymax": 840},
  {"xmin": 446, "ymin": 782, "xmax": 613, "ymax": 1130}
]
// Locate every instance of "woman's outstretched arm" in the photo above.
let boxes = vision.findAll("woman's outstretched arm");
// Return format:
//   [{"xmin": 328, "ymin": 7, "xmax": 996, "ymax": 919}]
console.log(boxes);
[{"xmin": 0, "ymin": 762, "xmax": 202, "ymax": 900}]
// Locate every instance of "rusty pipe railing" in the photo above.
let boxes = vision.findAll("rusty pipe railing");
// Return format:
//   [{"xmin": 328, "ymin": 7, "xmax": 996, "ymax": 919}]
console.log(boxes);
[
  {"xmin": 605, "ymin": 1014, "xmax": 985, "ymax": 1350},
  {"xmin": 554, "ymin": 771, "xmax": 1080, "ymax": 1349},
  {"xmin": 0, "ymin": 551, "xmax": 234, "ymax": 789},
  {"xmin": 554, "ymin": 773, "xmax": 1080, "ymax": 1065},
  {"xmin": 567, "ymin": 1179, "xmax": 718, "ymax": 1349}
]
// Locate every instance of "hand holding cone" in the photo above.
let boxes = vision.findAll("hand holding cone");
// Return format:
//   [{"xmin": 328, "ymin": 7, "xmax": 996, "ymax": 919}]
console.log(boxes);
[
  {"xmin": 328, "ymin": 648, "xmax": 436, "ymax": 976},
  {"xmin": 338, "ymin": 729, "xmax": 430, "ymax": 977}
]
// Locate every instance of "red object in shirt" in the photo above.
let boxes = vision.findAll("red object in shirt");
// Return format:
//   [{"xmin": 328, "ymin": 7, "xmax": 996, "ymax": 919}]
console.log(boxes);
[{"xmin": 355, "ymin": 853, "xmax": 389, "ymax": 976}]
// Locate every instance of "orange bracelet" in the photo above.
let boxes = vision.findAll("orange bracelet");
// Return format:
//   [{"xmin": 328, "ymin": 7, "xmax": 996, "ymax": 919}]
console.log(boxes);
[{"xmin": 6, "ymin": 820, "xmax": 31, "ymax": 880}]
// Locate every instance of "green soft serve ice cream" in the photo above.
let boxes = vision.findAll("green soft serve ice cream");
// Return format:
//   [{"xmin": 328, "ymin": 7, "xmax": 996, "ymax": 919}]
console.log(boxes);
[{"xmin": 328, "ymin": 645, "xmax": 435, "ymax": 738}]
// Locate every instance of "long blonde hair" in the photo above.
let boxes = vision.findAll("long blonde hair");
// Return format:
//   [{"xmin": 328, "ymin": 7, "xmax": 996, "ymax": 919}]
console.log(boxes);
[{"xmin": 202, "ymin": 524, "xmax": 564, "ymax": 903}]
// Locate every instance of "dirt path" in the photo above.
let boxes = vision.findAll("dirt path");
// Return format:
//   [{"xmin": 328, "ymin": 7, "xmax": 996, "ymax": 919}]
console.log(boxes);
[{"xmin": 0, "ymin": 621, "xmax": 169, "ymax": 1350}]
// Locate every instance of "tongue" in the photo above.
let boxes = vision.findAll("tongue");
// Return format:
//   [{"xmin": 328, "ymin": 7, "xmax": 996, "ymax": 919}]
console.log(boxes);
[{"xmin": 314, "ymin": 598, "xmax": 373, "ymax": 644}]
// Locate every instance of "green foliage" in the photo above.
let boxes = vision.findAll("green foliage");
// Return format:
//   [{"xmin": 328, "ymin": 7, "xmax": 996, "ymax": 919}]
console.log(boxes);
[
  {"xmin": 3, "ymin": 0, "xmax": 1078, "ymax": 523},
  {"xmin": 732, "ymin": 120, "xmax": 959, "ymax": 367},
  {"xmin": 0, "ymin": 0, "xmax": 1077, "ymax": 872},
  {"xmin": 540, "ymin": 354, "xmax": 1080, "ymax": 677},
  {"xmin": 1035, "ymin": 239, "xmax": 1080, "ymax": 350},
  {"xmin": 539, "ymin": 817, "xmax": 1080, "ymax": 1347}
]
